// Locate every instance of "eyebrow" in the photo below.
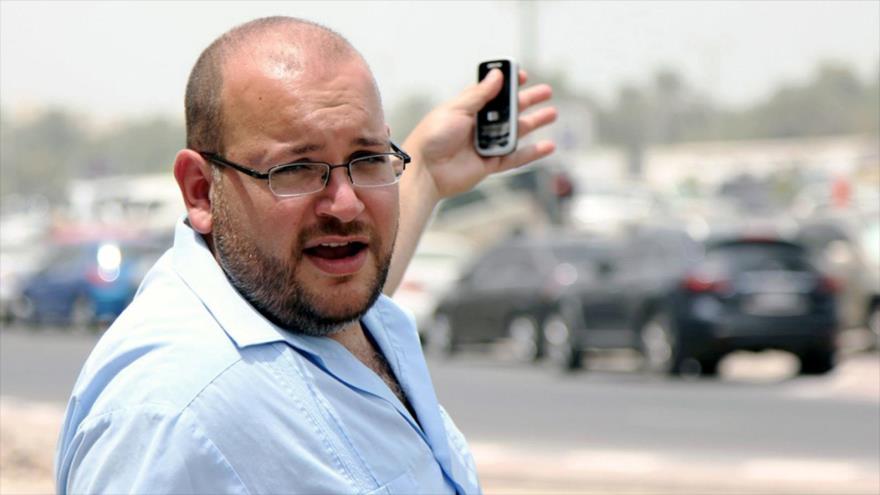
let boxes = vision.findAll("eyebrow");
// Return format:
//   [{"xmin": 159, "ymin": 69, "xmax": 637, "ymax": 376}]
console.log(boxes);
[
  {"xmin": 285, "ymin": 138, "xmax": 387, "ymax": 156},
  {"xmin": 352, "ymin": 137, "xmax": 388, "ymax": 148}
]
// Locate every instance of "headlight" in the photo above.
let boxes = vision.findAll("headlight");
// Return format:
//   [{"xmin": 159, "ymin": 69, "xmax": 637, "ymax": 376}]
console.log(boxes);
[{"xmin": 96, "ymin": 243, "xmax": 122, "ymax": 282}]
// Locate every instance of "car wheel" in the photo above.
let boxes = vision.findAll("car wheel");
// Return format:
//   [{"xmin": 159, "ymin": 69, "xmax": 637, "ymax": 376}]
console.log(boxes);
[
  {"xmin": 507, "ymin": 315, "xmax": 542, "ymax": 362},
  {"xmin": 798, "ymin": 348, "xmax": 835, "ymax": 375},
  {"xmin": 11, "ymin": 295, "xmax": 35, "ymax": 325},
  {"xmin": 426, "ymin": 313, "xmax": 456, "ymax": 358},
  {"xmin": 70, "ymin": 295, "xmax": 96, "ymax": 330},
  {"xmin": 543, "ymin": 313, "xmax": 582, "ymax": 371},
  {"xmin": 640, "ymin": 313, "xmax": 682, "ymax": 375},
  {"xmin": 697, "ymin": 355, "xmax": 722, "ymax": 377}
]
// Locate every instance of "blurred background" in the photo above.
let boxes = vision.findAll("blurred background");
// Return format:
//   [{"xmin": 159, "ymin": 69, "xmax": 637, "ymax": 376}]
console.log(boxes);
[{"xmin": 1, "ymin": 1, "xmax": 878, "ymax": 493}]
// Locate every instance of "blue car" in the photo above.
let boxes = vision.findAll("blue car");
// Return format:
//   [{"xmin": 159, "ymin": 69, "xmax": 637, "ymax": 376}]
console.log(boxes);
[{"xmin": 16, "ymin": 238, "xmax": 168, "ymax": 327}]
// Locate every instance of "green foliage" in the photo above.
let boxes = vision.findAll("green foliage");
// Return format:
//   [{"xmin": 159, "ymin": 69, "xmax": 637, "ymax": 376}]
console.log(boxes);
[
  {"xmin": 1, "ymin": 108, "xmax": 87, "ymax": 200},
  {"xmin": 0, "ymin": 111, "xmax": 182, "ymax": 203},
  {"xmin": 0, "ymin": 60, "xmax": 876, "ymax": 202},
  {"xmin": 596, "ymin": 61, "xmax": 879, "ymax": 148}
]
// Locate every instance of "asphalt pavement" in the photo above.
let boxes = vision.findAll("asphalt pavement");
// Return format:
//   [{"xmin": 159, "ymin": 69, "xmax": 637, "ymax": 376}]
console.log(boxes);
[{"xmin": 1, "ymin": 325, "xmax": 878, "ymax": 494}]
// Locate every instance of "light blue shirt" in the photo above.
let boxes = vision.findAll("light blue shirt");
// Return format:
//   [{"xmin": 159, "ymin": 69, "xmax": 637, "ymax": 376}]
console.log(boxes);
[{"xmin": 55, "ymin": 218, "xmax": 481, "ymax": 494}]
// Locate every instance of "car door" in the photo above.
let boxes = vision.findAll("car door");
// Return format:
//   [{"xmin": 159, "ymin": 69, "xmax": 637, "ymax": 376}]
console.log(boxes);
[
  {"xmin": 576, "ymin": 249, "xmax": 631, "ymax": 348},
  {"xmin": 450, "ymin": 245, "xmax": 538, "ymax": 343},
  {"xmin": 28, "ymin": 246, "xmax": 88, "ymax": 318}
]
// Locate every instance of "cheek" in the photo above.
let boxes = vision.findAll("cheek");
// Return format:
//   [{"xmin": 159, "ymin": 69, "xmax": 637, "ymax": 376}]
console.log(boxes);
[
  {"xmin": 364, "ymin": 188, "xmax": 399, "ymax": 236},
  {"xmin": 266, "ymin": 201, "xmax": 310, "ymax": 246}
]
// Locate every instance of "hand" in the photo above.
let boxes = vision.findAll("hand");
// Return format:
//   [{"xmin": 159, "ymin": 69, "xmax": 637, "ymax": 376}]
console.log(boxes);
[
  {"xmin": 385, "ymin": 69, "xmax": 557, "ymax": 295},
  {"xmin": 402, "ymin": 68, "xmax": 558, "ymax": 202}
]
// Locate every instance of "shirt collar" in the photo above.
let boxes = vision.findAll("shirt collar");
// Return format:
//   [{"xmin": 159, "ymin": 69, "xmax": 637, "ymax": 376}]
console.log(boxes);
[
  {"xmin": 170, "ymin": 216, "xmax": 467, "ymax": 489},
  {"xmin": 170, "ymin": 216, "xmax": 335, "ymax": 362}
]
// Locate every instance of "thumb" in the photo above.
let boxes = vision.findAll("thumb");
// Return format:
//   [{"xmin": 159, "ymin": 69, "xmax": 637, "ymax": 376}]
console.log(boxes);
[{"xmin": 456, "ymin": 68, "xmax": 504, "ymax": 113}]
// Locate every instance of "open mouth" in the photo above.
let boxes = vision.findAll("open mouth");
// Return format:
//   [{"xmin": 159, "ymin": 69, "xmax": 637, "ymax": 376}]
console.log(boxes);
[
  {"xmin": 302, "ymin": 240, "xmax": 370, "ymax": 276},
  {"xmin": 303, "ymin": 241, "xmax": 368, "ymax": 260}
]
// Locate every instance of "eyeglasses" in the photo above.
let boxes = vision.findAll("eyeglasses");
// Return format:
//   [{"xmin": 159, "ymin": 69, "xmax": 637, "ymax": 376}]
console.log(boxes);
[{"xmin": 198, "ymin": 142, "xmax": 411, "ymax": 198}]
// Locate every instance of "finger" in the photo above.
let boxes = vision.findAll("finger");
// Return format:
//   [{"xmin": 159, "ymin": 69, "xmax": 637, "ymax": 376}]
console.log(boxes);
[
  {"xmin": 456, "ymin": 68, "xmax": 503, "ymax": 113},
  {"xmin": 518, "ymin": 84, "xmax": 553, "ymax": 112},
  {"xmin": 518, "ymin": 69, "xmax": 528, "ymax": 86},
  {"xmin": 517, "ymin": 106, "xmax": 558, "ymax": 138},
  {"xmin": 493, "ymin": 140, "xmax": 557, "ymax": 174}
]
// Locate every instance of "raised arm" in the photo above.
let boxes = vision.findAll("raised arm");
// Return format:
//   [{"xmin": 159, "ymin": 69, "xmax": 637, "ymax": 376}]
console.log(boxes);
[{"xmin": 385, "ymin": 69, "xmax": 558, "ymax": 294}]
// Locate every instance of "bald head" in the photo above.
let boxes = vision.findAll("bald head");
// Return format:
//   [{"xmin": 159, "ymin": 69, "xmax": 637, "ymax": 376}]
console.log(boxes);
[{"xmin": 185, "ymin": 16, "xmax": 368, "ymax": 154}]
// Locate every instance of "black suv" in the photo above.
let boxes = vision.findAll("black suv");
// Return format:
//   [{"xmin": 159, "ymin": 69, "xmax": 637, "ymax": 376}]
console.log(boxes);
[
  {"xmin": 428, "ymin": 232, "xmax": 613, "ymax": 361},
  {"xmin": 542, "ymin": 226, "xmax": 840, "ymax": 376}
]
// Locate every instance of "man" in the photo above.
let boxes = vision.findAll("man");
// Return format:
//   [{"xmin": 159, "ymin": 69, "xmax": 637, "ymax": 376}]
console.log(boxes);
[{"xmin": 55, "ymin": 16, "xmax": 555, "ymax": 494}]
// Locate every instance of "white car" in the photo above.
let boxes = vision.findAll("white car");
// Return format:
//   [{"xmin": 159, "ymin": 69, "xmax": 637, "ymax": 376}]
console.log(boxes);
[
  {"xmin": 429, "ymin": 176, "xmax": 547, "ymax": 249},
  {"xmin": 392, "ymin": 232, "xmax": 475, "ymax": 342}
]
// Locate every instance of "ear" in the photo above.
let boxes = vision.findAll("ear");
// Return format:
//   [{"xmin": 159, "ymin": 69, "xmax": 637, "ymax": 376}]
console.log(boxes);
[{"xmin": 173, "ymin": 149, "xmax": 214, "ymax": 234}]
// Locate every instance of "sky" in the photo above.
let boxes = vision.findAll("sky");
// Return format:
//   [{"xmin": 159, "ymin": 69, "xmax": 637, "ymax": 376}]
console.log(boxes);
[{"xmin": 1, "ymin": 0, "xmax": 878, "ymax": 127}]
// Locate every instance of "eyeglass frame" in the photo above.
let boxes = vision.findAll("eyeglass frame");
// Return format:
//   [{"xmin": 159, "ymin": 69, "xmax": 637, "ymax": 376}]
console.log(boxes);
[{"xmin": 197, "ymin": 141, "xmax": 411, "ymax": 198}]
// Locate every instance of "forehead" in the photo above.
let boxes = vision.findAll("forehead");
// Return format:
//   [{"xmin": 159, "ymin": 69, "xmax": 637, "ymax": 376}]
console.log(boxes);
[{"xmin": 219, "ymin": 37, "xmax": 385, "ymax": 150}]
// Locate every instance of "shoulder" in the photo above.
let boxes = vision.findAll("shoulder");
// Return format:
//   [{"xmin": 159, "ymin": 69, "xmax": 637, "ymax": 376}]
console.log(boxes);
[
  {"xmin": 74, "ymin": 254, "xmax": 243, "ymax": 418},
  {"xmin": 58, "ymin": 403, "xmax": 248, "ymax": 495},
  {"xmin": 57, "ymin": 258, "xmax": 252, "ymax": 492}
]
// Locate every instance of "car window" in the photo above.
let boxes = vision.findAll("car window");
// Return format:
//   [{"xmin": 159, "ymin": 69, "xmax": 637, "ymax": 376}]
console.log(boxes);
[
  {"xmin": 549, "ymin": 243, "xmax": 612, "ymax": 276},
  {"xmin": 471, "ymin": 246, "xmax": 537, "ymax": 290},
  {"xmin": 42, "ymin": 246, "xmax": 89, "ymax": 275},
  {"xmin": 796, "ymin": 223, "xmax": 848, "ymax": 254},
  {"xmin": 706, "ymin": 243, "xmax": 813, "ymax": 272}
]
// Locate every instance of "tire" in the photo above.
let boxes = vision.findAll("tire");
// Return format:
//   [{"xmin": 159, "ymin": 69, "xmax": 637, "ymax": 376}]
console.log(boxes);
[
  {"xmin": 11, "ymin": 295, "xmax": 35, "ymax": 326},
  {"xmin": 798, "ymin": 348, "xmax": 835, "ymax": 375},
  {"xmin": 70, "ymin": 295, "xmax": 96, "ymax": 330},
  {"xmin": 697, "ymin": 355, "xmax": 722, "ymax": 377},
  {"xmin": 426, "ymin": 313, "xmax": 457, "ymax": 358},
  {"xmin": 640, "ymin": 312, "xmax": 684, "ymax": 376},
  {"xmin": 507, "ymin": 315, "xmax": 543, "ymax": 362},
  {"xmin": 542, "ymin": 313, "xmax": 582, "ymax": 371}
]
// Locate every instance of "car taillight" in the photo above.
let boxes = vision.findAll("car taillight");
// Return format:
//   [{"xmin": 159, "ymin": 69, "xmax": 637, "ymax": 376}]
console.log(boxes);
[
  {"xmin": 86, "ymin": 268, "xmax": 108, "ymax": 285},
  {"xmin": 817, "ymin": 275, "xmax": 841, "ymax": 294},
  {"xmin": 86, "ymin": 266, "xmax": 119, "ymax": 285},
  {"xmin": 682, "ymin": 274, "xmax": 730, "ymax": 293}
]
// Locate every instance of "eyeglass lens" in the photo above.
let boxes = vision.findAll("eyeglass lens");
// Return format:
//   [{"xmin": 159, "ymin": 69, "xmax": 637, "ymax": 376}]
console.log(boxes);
[{"xmin": 268, "ymin": 154, "xmax": 404, "ymax": 196}]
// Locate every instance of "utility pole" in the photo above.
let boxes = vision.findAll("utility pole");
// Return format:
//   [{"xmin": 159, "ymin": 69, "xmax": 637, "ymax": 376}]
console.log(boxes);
[
  {"xmin": 516, "ymin": 1, "xmax": 563, "ymax": 225},
  {"xmin": 517, "ymin": 0, "xmax": 537, "ymax": 71}
]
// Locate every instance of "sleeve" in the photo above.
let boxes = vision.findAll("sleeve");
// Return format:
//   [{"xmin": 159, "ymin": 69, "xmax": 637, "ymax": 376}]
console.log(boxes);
[
  {"xmin": 437, "ymin": 405, "xmax": 482, "ymax": 494},
  {"xmin": 58, "ymin": 405, "xmax": 249, "ymax": 495}
]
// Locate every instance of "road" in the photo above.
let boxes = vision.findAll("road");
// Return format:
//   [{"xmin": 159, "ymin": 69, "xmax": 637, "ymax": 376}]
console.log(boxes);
[{"xmin": 1, "ymin": 326, "xmax": 878, "ymax": 493}]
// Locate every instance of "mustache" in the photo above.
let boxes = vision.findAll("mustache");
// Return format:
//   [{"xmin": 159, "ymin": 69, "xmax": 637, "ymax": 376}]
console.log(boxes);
[{"xmin": 296, "ymin": 218, "xmax": 373, "ymax": 250}]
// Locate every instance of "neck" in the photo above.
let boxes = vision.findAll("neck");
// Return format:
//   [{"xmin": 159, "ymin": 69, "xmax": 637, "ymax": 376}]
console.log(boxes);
[{"xmin": 328, "ymin": 320, "xmax": 371, "ymax": 356}]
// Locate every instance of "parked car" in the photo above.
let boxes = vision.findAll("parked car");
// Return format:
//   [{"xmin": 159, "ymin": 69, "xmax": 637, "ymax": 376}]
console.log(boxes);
[
  {"xmin": 0, "ymin": 245, "xmax": 48, "ymax": 324},
  {"xmin": 795, "ymin": 212, "xmax": 880, "ymax": 348},
  {"xmin": 568, "ymin": 182, "xmax": 671, "ymax": 234},
  {"xmin": 14, "ymin": 237, "xmax": 168, "ymax": 327},
  {"xmin": 430, "ymin": 175, "xmax": 548, "ymax": 249},
  {"xmin": 428, "ymin": 231, "xmax": 614, "ymax": 361},
  {"xmin": 392, "ymin": 231, "xmax": 475, "ymax": 339},
  {"xmin": 542, "ymin": 227, "xmax": 840, "ymax": 376}
]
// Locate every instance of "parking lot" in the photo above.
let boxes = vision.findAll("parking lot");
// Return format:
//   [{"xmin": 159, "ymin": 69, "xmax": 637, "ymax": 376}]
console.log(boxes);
[{"xmin": 2, "ymin": 325, "xmax": 877, "ymax": 494}]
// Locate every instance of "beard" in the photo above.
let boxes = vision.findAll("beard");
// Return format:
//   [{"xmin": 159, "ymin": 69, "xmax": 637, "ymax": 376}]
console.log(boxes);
[{"xmin": 210, "ymin": 186, "xmax": 393, "ymax": 337}]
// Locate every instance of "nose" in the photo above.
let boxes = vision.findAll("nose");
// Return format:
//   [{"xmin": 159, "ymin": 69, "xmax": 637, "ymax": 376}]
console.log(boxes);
[{"xmin": 314, "ymin": 166, "xmax": 365, "ymax": 223}]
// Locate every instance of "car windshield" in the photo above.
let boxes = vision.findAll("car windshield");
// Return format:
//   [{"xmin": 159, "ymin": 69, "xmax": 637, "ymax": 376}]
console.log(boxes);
[
  {"xmin": 706, "ymin": 242, "xmax": 813, "ymax": 272},
  {"xmin": 548, "ymin": 243, "xmax": 611, "ymax": 274},
  {"xmin": 550, "ymin": 244, "xmax": 606, "ymax": 262}
]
